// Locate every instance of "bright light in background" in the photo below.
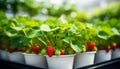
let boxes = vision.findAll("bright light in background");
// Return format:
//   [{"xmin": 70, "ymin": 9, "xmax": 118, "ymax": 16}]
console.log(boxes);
[
  {"xmin": 50, "ymin": 0, "xmax": 64, "ymax": 6},
  {"xmin": 100, "ymin": 1, "xmax": 107, "ymax": 9}
]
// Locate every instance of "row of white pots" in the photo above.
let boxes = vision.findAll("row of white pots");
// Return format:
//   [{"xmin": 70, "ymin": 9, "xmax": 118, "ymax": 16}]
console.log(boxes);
[
  {"xmin": 0, "ymin": 48, "xmax": 120, "ymax": 69},
  {"xmin": 94, "ymin": 48, "xmax": 120, "ymax": 64}
]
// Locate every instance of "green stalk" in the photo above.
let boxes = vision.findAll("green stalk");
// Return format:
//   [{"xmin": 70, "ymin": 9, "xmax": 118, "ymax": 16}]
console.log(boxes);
[
  {"xmin": 22, "ymin": 28, "xmax": 33, "ymax": 46},
  {"xmin": 22, "ymin": 29, "xmax": 27, "ymax": 37},
  {"xmin": 37, "ymin": 38, "xmax": 47, "ymax": 47}
]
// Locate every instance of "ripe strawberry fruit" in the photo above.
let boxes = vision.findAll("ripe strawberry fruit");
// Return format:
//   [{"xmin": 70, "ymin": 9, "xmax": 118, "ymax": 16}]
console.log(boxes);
[
  {"xmin": 106, "ymin": 46, "xmax": 111, "ymax": 52},
  {"xmin": 46, "ymin": 46, "xmax": 55, "ymax": 57},
  {"xmin": 23, "ymin": 46, "xmax": 29, "ymax": 52},
  {"xmin": 60, "ymin": 50, "xmax": 66, "ymax": 55},
  {"xmin": 8, "ymin": 47, "xmax": 15, "ymax": 53},
  {"xmin": 32, "ymin": 44, "xmax": 40, "ymax": 54},
  {"xmin": 87, "ymin": 42, "xmax": 95, "ymax": 51},
  {"xmin": 0, "ymin": 44, "xmax": 5, "ymax": 50},
  {"xmin": 111, "ymin": 43, "xmax": 117, "ymax": 51},
  {"xmin": 98, "ymin": 46, "xmax": 103, "ymax": 50}
]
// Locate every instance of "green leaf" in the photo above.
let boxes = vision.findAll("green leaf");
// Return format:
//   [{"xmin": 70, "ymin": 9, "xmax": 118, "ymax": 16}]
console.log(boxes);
[
  {"xmin": 10, "ymin": 23, "xmax": 25, "ymax": 31},
  {"xmin": 112, "ymin": 28, "xmax": 120, "ymax": 35},
  {"xmin": 40, "ymin": 24, "xmax": 51, "ymax": 31},
  {"xmin": 19, "ymin": 37, "xmax": 30, "ymax": 46},
  {"xmin": 70, "ymin": 42, "xmax": 82, "ymax": 53},
  {"xmin": 50, "ymin": 27, "xmax": 59, "ymax": 31},
  {"xmin": 11, "ymin": 37, "xmax": 22, "ymax": 48},
  {"xmin": 27, "ymin": 30, "xmax": 43, "ymax": 38},
  {"xmin": 0, "ymin": 11, "xmax": 6, "ymax": 19},
  {"xmin": 98, "ymin": 31, "xmax": 110, "ymax": 40},
  {"xmin": 4, "ymin": 27, "xmax": 18, "ymax": 37},
  {"xmin": 62, "ymin": 37, "xmax": 72, "ymax": 44}
]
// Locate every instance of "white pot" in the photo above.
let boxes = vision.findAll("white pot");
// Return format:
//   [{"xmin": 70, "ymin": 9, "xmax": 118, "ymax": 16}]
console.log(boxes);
[
  {"xmin": 8, "ymin": 52, "xmax": 25, "ymax": 64},
  {"xmin": 46, "ymin": 55, "xmax": 75, "ymax": 69},
  {"xmin": 112, "ymin": 48, "xmax": 120, "ymax": 59},
  {"xmin": 74, "ymin": 51, "xmax": 96, "ymax": 69},
  {"xmin": 0, "ymin": 50, "xmax": 9, "ymax": 61},
  {"xmin": 0, "ymin": 50, "xmax": 1, "ymax": 59},
  {"xmin": 24, "ymin": 53, "xmax": 47, "ymax": 68},
  {"xmin": 94, "ymin": 50, "xmax": 111, "ymax": 64}
]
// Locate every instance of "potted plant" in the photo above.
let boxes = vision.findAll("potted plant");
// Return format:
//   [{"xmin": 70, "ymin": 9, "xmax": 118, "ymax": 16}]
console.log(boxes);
[
  {"xmin": 41, "ymin": 23, "xmax": 76, "ymax": 69},
  {"xmin": 23, "ymin": 38, "xmax": 47, "ymax": 68},
  {"xmin": 109, "ymin": 19, "xmax": 120, "ymax": 59},
  {"xmin": 0, "ymin": 15, "xmax": 9, "ymax": 61},
  {"xmin": 94, "ymin": 22, "xmax": 114, "ymax": 63},
  {"xmin": 16, "ymin": 17, "xmax": 48, "ymax": 68},
  {"xmin": 110, "ymin": 29, "xmax": 120, "ymax": 59},
  {"xmin": 73, "ymin": 23, "xmax": 97, "ymax": 69},
  {"xmin": 3, "ymin": 18, "xmax": 30, "ymax": 64}
]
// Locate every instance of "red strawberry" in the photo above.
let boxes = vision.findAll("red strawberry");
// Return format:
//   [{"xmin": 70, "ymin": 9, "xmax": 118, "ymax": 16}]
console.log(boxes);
[
  {"xmin": 32, "ymin": 44, "xmax": 40, "ymax": 54},
  {"xmin": 46, "ymin": 46, "xmax": 55, "ymax": 57},
  {"xmin": 111, "ymin": 43, "xmax": 117, "ymax": 51},
  {"xmin": 8, "ymin": 47, "xmax": 15, "ymax": 53},
  {"xmin": 106, "ymin": 46, "xmax": 111, "ymax": 52},
  {"xmin": 23, "ymin": 46, "xmax": 29, "ymax": 52},
  {"xmin": 16, "ymin": 47, "xmax": 22, "ymax": 51},
  {"xmin": 60, "ymin": 50, "xmax": 66, "ymax": 55},
  {"xmin": 87, "ymin": 42, "xmax": 95, "ymax": 51},
  {"xmin": 98, "ymin": 46, "xmax": 103, "ymax": 50},
  {"xmin": 0, "ymin": 44, "xmax": 5, "ymax": 50}
]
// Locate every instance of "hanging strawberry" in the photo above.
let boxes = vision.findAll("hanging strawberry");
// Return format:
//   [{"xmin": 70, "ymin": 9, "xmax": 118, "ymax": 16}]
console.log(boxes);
[
  {"xmin": 87, "ymin": 42, "xmax": 96, "ymax": 51},
  {"xmin": 41, "ymin": 49, "xmax": 46, "ymax": 55},
  {"xmin": 46, "ymin": 46, "xmax": 55, "ymax": 57},
  {"xmin": 8, "ymin": 47, "xmax": 15, "ymax": 53},
  {"xmin": 106, "ymin": 46, "xmax": 111, "ymax": 52},
  {"xmin": 23, "ymin": 46, "xmax": 30, "ymax": 52},
  {"xmin": 111, "ymin": 43, "xmax": 117, "ymax": 51},
  {"xmin": 55, "ymin": 49, "xmax": 60, "ymax": 56},
  {"xmin": 60, "ymin": 50, "xmax": 66, "ymax": 55},
  {"xmin": 32, "ymin": 44, "xmax": 40, "ymax": 54},
  {"xmin": 98, "ymin": 46, "xmax": 103, "ymax": 50}
]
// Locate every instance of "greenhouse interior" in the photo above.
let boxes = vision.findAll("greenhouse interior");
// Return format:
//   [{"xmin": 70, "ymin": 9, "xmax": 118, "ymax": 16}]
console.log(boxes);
[{"xmin": 0, "ymin": 0, "xmax": 120, "ymax": 69}]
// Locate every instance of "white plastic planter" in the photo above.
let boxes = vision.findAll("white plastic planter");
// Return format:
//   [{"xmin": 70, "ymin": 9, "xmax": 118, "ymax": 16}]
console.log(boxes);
[
  {"xmin": 46, "ymin": 55, "xmax": 75, "ymax": 69},
  {"xmin": 0, "ymin": 50, "xmax": 9, "ymax": 61},
  {"xmin": 24, "ymin": 53, "xmax": 47, "ymax": 68},
  {"xmin": 0, "ymin": 50, "xmax": 1, "ymax": 59},
  {"xmin": 94, "ymin": 50, "xmax": 111, "ymax": 64},
  {"xmin": 74, "ymin": 51, "xmax": 96, "ymax": 69},
  {"xmin": 8, "ymin": 52, "xmax": 25, "ymax": 64},
  {"xmin": 112, "ymin": 48, "xmax": 120, "ymax": 59}
]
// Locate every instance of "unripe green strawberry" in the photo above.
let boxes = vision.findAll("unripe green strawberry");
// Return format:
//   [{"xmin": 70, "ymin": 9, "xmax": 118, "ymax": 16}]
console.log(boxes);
[
  {"xmin": 41, "ymin": 49, "xmax": 46, "ymax": 55},
  {"xmin": 55, "ymin": 49, "xmax": 60, "ymax": 56},
  {"xmin": 67, "ymin": 48, "xmax": 74, "ymax": 54},
  {"xmin": 94, "ymin": 46, "xmax": 97, "ymax": 51},
  {"xmin": 82, "ymin": 45, "xmax": 87, "ymax": 52}
]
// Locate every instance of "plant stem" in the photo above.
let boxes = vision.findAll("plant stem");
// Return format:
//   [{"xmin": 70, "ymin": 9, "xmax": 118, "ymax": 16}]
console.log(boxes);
[{"xmin": 37, "ymin": 38, "xmax": 47, "ymax": 47}]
